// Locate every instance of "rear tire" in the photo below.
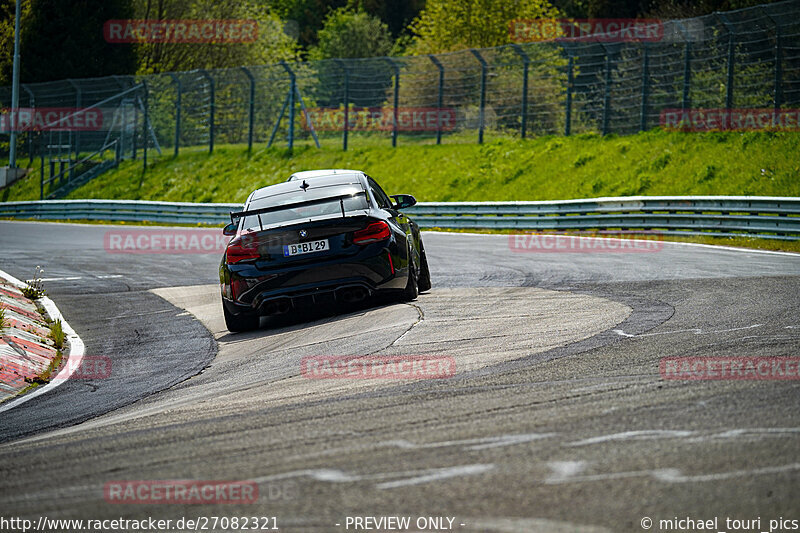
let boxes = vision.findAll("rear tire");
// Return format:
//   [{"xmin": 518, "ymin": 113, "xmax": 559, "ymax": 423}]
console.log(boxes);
[
  {"xmin": 418, "ymin": 244, "xmax": 431, "ymax": 293},
  {"xmin": 223, "ymin": 303, "xmax": 259, "ymax": 332},
  {"xmin": 401, "ymin": 246, "xmax": 419, "ymax": 302}
]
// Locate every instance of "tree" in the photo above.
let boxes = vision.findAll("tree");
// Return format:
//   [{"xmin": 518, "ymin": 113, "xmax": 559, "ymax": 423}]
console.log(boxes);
[
  {"xmin": 0, "ymin": 0, "xmax": 31, "ymax": 86},
  {"xmin": 20, "ymin": 0, "xmax": 136, "ymax": 83},
  {"xmin": 408, "ymin": 0, "xmax": 562, "ymax": 54},
  {"xmin": 550, "ymin": 0, "xmax": 790, "ymax": 19},
  {"xmin": 266, "ymin": 0, "xmax": 347, "ymax": 49},
  {"xmin": 265, "ymin": 0, "xmax": 423, "ymax": 51},
  {"xmin": 351, "ymin": 0, "xmax": 425, "ymax": 38},
  {"xmin": 132, "ymin": 0, "xmax": 299, "ymax": 74},
  {"xmin": 308, "ymin": 7, "xmax": 393, "ymax": 59}
]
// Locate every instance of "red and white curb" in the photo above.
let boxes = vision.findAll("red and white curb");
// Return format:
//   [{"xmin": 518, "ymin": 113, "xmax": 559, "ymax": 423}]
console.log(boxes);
[{"xmin": 0, "ymin": 269, "xmax": 85, "ymax": 413}]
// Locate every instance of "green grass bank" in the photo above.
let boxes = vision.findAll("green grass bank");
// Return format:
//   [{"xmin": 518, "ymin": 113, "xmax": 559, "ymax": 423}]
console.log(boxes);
[{"xmin": 2, "ymin": 129, "xmax": 798, "ymax": 204}]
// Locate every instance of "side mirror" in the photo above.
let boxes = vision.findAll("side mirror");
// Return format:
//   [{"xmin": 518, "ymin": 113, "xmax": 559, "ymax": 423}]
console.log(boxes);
[
  {"xmin": 391, "ymin": 194, "xmax": 417, "ymax": 210},
  {"xmin": 223, "ymin": 222, "xmax": 238, "ymax": 236}
]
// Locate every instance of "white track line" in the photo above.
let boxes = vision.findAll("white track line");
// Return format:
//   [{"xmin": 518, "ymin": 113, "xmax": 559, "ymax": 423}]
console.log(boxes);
[{"xmin": 422, "ymin": 231, "xmax": 800, "ymax": 257}]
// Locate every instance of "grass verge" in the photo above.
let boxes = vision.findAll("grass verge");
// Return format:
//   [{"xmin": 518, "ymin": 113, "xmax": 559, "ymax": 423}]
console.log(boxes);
[{"xmin": 2, "ymin": 129, "xmax": 799, "ymax": 204}]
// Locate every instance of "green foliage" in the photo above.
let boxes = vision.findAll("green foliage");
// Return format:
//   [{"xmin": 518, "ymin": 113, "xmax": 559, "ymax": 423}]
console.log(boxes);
[
  {"xmin": 20, "ymin": 0, "xmax": 136, "ymax": 83},
  {"xmin": 48, "ymin": 319, "xmax": 64, "ymax": 349},
  {"xmin": 408, "ymin": 0, "xmax": 561, "ymax": 54},
  {"xmin": 0, "ymin": 305, "xmax": 6, "ymax": 330},
  {"xmin": 21, "ymin": 265, "xmax": 45, "ymax": 300},
  {"xmin": 265, "ymin": 0, "xmax": 348, "ymax": 49},
  {"xmin": 133, "ymin": 0, "xmax": 299, "ymax": 74},
  {"xmin": 553, "ymin": 0, "xmax": 789, "ymax": 18},
  {"xmin": 308, "ymin": 8, "xmax": 393, "ymax": 60},
  {"xmin": 266, "ymin": 0, "xmax": 423, "ymax": 48},
  {"xmin": 0, "ymin": 0, "xmax": 30, "ymax": 86}
]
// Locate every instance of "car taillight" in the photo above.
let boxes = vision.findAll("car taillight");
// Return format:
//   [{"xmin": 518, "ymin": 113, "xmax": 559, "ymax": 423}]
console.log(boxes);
[
  {"xmin": 226, "ymin": 236, "xmax": 260, "ymax": 263},
  {"xmin": 353, "ymin": 221, "xmax": 391, "ymax": 244}
]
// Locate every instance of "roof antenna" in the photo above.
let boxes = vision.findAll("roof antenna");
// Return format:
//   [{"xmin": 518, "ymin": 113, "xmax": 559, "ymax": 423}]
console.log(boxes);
[{"xmin": 300, "ymin": 180, "xmax": 309, "ymax": 191}]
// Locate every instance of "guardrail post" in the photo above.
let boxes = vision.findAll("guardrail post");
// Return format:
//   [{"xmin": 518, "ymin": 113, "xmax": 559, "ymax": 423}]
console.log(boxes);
[
  {"xmin": 335, "ymin": 59, "xmax": 349, "ymax": 151},
  {"xmin": 511, "ymin": 45, "xmax": 530, "ymax": 139},
  {"xmin": 240, "ymin": 67, "xmax": 256, "ymax": 152},
  {"xmin": 280, "ymin": 61, "xmax": 296, "ymax": 150},
  {"xmin": 639, "ymin": 44, "xmax": 650, "ymax": 132},
  {"xmin": 167, "ymin": 73, "xmax": 182, "ymax": 157},
  {"xmin": 565, "ymin": 48, "xmax": 574, "ymax": 136},
  {"xmin": 383, "ymin": 58, "xmax": 400, "ymax": 147},
  {"xmin": 428, "ymin": 55, "xmax": 444, "ymax": 145},
  {"xmin": 470, "ymin": 49, "xmax": 488, "ymax": 144},
  {"xmin": 198, "ymin": 70, "xmax": 215, "ymax": 153}
]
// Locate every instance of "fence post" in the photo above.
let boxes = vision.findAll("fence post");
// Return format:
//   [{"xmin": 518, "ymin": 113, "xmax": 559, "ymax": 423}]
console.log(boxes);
[
  {"xmin": 470, "ymin": 49, "xmax": 487, "ymax": 144},
  {"xmin": 383, "ymin": 58, "xmax": 400, "ymax": 147},
  {"xmin": 198, "ymin": 70, "xmax": 215, "ymax": 153},
  {"xmin": 428, "ymin": 54, "xmax": 444, "ymax": 145},
  {"xmin": 240, "ymin": 67, "xmax": 256, "ymax": 152},
  {"xmin": 67, "ymin": 79, "xmax": 80, "ymax": 172},
  {"xmin": 511, "ymin": 44, "xmax": 530, "ymax": 139},
  {"xmin": 111, "ymin": 76, "xmax": 129, "ymax": 158},
  {"xmin": 639, "ymin": 44, "xmax": 650, "ymax": 131},
  {"xmin": 682, "ymin": 40, "xmax": 692, "ymax": 111},
  {"xmin": 167, "ymin": 73, "xmax": 182, "ymax": 157},
  {"xmin": 280, "ymin": 61, "xmax": 296, "ymax": 150},
  {"xmin": 22, "ymin": 84, "xmax": 34, "ymax": 163},
  {"xmin": 717, "ymin": 14, "xmax": 736, "ymax": 120},
  {"xmin": 565, "ymin": 47, "xmax": 574, "ymax": 136},
  {"xmin": 601, "ymin": 45, "xmax": 614, "ymax": 136},
  {"xmin": 335, "ymin": 59, "xmax": 349, "ymax": 151},
  {"xmin": 142, "ymin": 80, "xmax": 148, "ymax": 172},
  {"xmin": 766, "ymin": 14, "xmax": 783, "ymax": 110},
  {"xmin": 39, "ymin": 140, "xmax": 44, "ymax": 199}
]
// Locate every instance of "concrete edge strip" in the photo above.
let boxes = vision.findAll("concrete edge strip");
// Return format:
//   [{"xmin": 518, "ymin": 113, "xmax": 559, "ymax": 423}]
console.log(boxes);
[{"xmin": 0, "ymin": 269, "xmax": 85, "ymax": 414}]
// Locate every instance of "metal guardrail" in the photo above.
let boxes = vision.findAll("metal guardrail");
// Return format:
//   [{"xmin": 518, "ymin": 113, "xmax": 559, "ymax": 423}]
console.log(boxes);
[{"xmin": 0, "ymin": 196, "xmax": 798, "ymax": 240}]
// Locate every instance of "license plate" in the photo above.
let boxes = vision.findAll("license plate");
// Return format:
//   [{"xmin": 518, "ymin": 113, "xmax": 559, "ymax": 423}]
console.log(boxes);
[{"xmin": 283, "ymin": 239, "xmax": 329, "ymax": 257}]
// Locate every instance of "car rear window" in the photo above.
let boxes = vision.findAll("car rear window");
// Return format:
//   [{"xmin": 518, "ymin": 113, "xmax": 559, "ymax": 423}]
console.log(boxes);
[{"xmin": 240, "ymin": 188, "xmax": 369, "ymax": 232}]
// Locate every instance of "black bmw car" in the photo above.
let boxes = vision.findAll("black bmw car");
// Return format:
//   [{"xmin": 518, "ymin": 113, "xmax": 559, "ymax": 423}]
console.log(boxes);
[{"xmin": 219, "ymin": 170, "xmax": 431, "ymax": 332}]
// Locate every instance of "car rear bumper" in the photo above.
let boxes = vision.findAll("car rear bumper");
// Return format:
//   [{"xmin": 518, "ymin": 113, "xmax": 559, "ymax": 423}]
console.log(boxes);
[{"xmin": 221, "ymin": 246, "xmax": 407, "ymax": 317}]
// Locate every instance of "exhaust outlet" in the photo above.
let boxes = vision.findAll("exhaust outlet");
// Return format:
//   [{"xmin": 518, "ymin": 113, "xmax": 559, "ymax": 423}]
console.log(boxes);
[
  {"xmin": 260, "ymin": 298, "xmax": 291, "ymax": 316},
  {"xmin": 339, "ymin": 287, "xmax": 368, "ymax": 303}
]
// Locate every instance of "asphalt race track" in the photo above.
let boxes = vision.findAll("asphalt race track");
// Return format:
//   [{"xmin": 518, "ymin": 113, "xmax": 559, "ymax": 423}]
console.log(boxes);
[{"xmin": 1, "ymin": 220, "xmax": 799, "ymax": 532}]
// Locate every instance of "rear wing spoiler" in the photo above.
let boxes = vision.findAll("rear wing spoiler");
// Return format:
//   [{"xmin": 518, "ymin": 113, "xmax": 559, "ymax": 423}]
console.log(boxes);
[{"xmin": 229, "ymin": 191, "xmax": 368, "ymax": 228}]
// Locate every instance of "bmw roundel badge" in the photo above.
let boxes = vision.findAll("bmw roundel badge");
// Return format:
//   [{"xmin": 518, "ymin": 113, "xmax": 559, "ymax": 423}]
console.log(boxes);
[{"xmin": 299, "ymin": 229, "xmax": 308, "ymax": 238}]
